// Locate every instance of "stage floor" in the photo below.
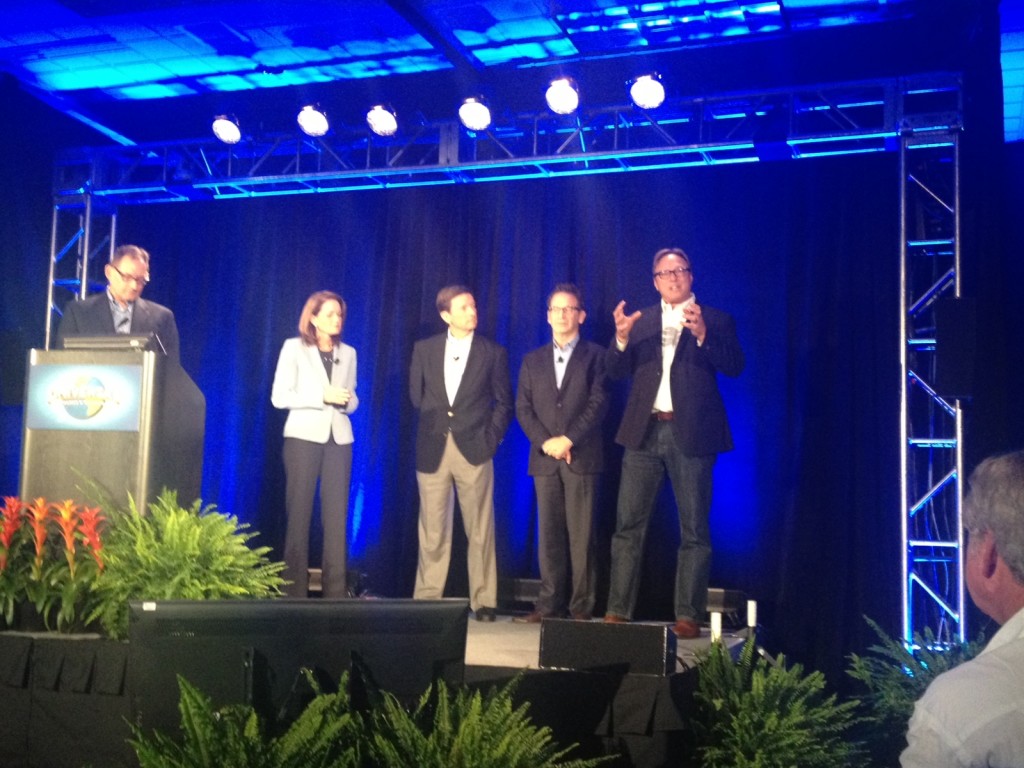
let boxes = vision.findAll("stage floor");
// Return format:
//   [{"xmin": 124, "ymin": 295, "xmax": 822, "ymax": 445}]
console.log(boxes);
[{"xmin": 465, "ymin": 615, "xmax": 748, "ymax": 673}]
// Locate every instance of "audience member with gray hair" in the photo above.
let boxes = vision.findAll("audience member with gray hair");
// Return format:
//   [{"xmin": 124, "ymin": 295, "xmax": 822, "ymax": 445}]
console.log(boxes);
[{"xmin": 901, "ymin": 449, "xmax": 1024, "ymax": 767}]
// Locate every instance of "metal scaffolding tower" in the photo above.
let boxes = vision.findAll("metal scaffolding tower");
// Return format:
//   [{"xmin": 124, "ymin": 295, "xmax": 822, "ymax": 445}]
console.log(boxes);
[
  {"xmin": 45, "ymin": 194, "xmax": 117, "ymax": 350},
  {"xmin": 899, "ymin": 126, "xmax": 965, "ymax": 645}
]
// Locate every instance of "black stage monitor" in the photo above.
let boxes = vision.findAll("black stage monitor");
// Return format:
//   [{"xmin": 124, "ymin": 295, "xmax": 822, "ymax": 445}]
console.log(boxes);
[
  {"xmin": 61, "ymin": 333, "xmax": 167, "ymax": 355},
  {"xmin": 127, "ymin": 598, "xmax": 470, "ymax": 735}
]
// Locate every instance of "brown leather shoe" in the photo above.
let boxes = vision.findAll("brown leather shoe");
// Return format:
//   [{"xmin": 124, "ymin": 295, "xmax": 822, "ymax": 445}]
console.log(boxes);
[
  {"xmin": 571, "ymin": 612, "xmax": 593, "ymax": 621},
  {"xmin": 603, "ymin": 613, "xmax": 629, "ymax": 624},
  {"xmin": 672, "ymin": 618, "xmax": 701, "ymax": 639},
  {"xmin": 512, "ymin": 610, "xmax": 547, "ymax": 624}
]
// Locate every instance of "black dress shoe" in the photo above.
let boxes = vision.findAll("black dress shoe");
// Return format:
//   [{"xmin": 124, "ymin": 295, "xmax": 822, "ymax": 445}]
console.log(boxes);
[{"xmin": 475, "ymin": 607, "xmax": 497, "ymax": 622}]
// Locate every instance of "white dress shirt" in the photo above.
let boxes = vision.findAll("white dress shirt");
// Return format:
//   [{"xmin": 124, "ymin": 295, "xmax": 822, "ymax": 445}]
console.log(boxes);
[
  {"xmin": 444, "ymin": 331, "xmax": 473, "ymax": 405},
  {"xmin": 653, "ymin": 295, "xmax": 695, "ymax": 413},
  {"xmin": 901, "ymin": 605, "xmax": 1024, "ymax": 768}
]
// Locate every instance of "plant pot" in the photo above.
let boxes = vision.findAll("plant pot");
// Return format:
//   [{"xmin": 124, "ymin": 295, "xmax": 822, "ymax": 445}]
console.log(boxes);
[{"xmin": 9, "ymin": 602, "xmax": 48, "ymax": 633}]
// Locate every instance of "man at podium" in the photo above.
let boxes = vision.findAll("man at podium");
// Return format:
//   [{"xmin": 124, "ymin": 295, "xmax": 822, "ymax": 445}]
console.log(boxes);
[{"xmin": 55, "ymin": 243, "xmax": 181, "ymax": 363}]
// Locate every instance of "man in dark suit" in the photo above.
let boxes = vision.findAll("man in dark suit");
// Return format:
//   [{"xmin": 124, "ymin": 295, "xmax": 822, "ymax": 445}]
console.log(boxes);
[
  {"xmin": 514, "ymin": 283, "xmax": 608, "ymax": 623},
  {"xmin": 604, "ymin": 247, "xmax": 744, "ymax": 639},
  {"xmin": 409, "ymin": 285, "xmax": 513, "ymax": 621},
  {"xmin": 55, "ymin": 243, "xmax": 181, "ymax": 363}
]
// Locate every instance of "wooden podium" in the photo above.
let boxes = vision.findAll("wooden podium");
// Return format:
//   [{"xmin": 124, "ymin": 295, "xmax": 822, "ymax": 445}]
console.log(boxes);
[{"xmin": 19, "ymin": 337, "xmax": 205, "ymax": 510}]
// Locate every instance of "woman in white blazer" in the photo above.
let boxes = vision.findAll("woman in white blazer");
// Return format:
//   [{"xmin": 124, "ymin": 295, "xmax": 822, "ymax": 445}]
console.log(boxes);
[{"xmin": 271, "ymin": 290, "xmax": 358, "ymax": 597}]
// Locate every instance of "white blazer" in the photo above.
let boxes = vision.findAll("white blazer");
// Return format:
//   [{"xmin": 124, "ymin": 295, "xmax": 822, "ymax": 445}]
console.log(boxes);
[{"xmin": 271, "ymin": 337, "xmax": 358, "ymax": 445}]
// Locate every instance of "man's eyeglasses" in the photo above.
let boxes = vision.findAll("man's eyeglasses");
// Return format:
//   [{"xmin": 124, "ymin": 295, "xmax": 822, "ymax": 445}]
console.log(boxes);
[
  {"xmin": 110, "ymin": 264, "xmax": 149, "ymax": 286},
  {"xmin": 653, "ymin": 267, "xmax": 691, "ymax": 280},
  {"xmin": 548, "ymin": 306, "xmax": 581, "ymax": 315}
]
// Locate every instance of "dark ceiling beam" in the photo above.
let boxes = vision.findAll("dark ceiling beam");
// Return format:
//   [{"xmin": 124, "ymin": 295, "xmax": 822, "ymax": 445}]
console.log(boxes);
[{"xmin": 384, "ymin": 0, "xmax": 483, "ymax": 76}]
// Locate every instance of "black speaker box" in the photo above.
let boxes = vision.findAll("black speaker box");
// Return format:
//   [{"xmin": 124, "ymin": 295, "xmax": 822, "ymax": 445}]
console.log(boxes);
[
  {"xmin": 934, "ymin": 296, "xmax": 976, "ymax": 399},
  {"xmin": 538, "ymin": 619, "xmax": 676, "ymax": 676}
]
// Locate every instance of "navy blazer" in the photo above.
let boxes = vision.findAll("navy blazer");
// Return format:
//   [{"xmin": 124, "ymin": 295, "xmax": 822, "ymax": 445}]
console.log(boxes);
[
  {"xmin": 55, "ymin": 292, "xmax": 181, "ymax": 363},
  {"xmin": 409, "ymin": 332, "xmax": 513, "ymax": 473},
  {"xmin": 607, "ymin": 302, "xmax": 743, "ymax": 456},
  {"xmin": 516, "ymin": 339, "xmax": 608, "ymax": 476}
]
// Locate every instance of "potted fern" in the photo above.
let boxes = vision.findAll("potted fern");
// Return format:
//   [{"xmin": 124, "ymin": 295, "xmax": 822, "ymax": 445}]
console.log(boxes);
[
  {"xmin": 692, "ymin": 636, "xmax": 864, "ymax": 768},
  {"xmin": 88, "ymin": 488, "xmax": 286, "ymax": 640},
  {"xmin": 846, "ymin": 616, "xmax": 984, "ymax": 766},
  {"xmin": 130, "ymin": 668, "xmax": 615, "ymax": 768}
]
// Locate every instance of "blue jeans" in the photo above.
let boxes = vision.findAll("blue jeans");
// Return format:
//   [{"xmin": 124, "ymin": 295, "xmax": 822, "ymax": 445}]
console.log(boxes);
[{"xmin": 606, "ymin": 421, "xmax": 715, "ymax": 621}]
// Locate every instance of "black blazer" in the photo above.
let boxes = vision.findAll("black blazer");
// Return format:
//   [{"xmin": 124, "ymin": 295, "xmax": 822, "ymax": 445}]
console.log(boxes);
[
  {"xmin": 607, "ymin": 302, "xmax": 743, "ymax": 456},
  {"xmin": 516, "ymin": 339, "xmax": 608, "ymax": 476},
  {"xmin": 409, "ymin": 332, "xmax": 513, "ymax": 473},
  {"xmin": 55, "ymin": 292, "xmax": 181, "ymax": 363}
]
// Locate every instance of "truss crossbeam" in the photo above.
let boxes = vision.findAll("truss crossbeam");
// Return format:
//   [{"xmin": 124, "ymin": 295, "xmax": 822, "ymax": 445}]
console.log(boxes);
[{"xmin": 52, "ymin": 73, "xmax": 962, "ymax": 206}]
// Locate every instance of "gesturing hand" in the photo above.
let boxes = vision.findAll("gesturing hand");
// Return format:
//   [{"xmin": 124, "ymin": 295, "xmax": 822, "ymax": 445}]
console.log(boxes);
[{"xmin": 613, "ymin": 300, "xmax": 642, "ymax": 345}]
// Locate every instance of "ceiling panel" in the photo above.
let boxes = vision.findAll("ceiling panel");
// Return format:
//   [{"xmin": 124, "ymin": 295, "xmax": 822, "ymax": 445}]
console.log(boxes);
[{"xmin": 0, "ymin": 0, "xmax": 1016, "ymax": 146}]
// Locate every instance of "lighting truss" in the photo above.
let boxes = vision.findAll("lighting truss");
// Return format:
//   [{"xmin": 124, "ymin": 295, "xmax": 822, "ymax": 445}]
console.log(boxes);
[
  {"xmin": 52, "ymin": 73, "xmax": 962, "ymax": 206},
  {"xmin": 899, "ymin": 124, "xmax": 965, "ymax": 648}
]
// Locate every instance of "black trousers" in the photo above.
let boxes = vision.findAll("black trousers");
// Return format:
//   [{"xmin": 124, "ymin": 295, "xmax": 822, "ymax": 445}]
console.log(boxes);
[{"xmin": 282, "ymin": 437, "xmax": 352, "ymax": 597}]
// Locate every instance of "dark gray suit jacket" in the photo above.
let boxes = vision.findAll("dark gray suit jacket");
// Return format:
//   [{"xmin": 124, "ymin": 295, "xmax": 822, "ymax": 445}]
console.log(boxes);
[
  {"xmin": 516, "ymin": 339, "xmax": 608, "ymax": 476},
  {"xmin": 607, "ymin": 302, "xmax": 743, "ymax": 456},
  {"xmin": 55, "ymin": 292, "xmax": 181, "ymax": 363},
  {"xmin": 409, "ymin": 332, "xmax": 513, "ymax": 473}
]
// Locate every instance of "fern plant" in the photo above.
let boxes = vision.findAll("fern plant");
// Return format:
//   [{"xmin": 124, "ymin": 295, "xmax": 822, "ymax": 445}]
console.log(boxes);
[
  {"xmin": 130, "ymin": 668, "xmax": 613, "ymax": 768},
  {"xmin": 130, "ymin": 671, "xmax": 364, "ymax": 768},
  {"xmin": 365, "ymin": 674, "xmax": 612, "ymax": 768},
  {"xmin": 692, "ymin": 637, "xmax": 864, "ymax": 768},
  {"xmin": 88, "ymin": 489, "xmax": 285, "ymax": 639},
  {"xmin": 846, "ymin": 616, "xmax": 984, "ymax": 766}
]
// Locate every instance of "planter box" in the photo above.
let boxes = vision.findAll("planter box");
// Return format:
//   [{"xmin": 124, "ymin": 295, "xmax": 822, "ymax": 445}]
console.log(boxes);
[{"xmin": 0, "ymin": 632, "xmax": 133, "ymax": 768}]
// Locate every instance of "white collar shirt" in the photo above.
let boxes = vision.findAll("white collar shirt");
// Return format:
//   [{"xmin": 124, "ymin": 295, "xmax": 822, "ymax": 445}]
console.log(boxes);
[
  {"xmin": 444, "ymin": 331, "xmax": 473, "ymax": 405},
  {"xmin": 553, "ymin": 335, "xmax": 579, "ymax": 389},
  {"xmin": 653, "ymin": 295, "xmax": 695, "ymax": 413},
  {"xmin": 901, "ymin": 605, "xmax": 1024, "ymax": 768}
]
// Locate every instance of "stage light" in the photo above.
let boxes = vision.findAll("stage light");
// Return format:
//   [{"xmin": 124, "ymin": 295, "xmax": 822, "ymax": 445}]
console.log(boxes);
[
  {"xmin": 366, "ymin": 104, "xmax": 398, "ymax": 137},
  {"xmin": 629, "ymin": 74, "xmax": 666, "ymax": 110},
  {"xmin": 458, "ymin": 97, "xmax": 492, "ymax": 132},
  {"xmin": 297, "ymin": 104, "xmax": 329, "ymax": 137},
  {"xmin": 211, "ymin": 114, "xmax": 241, "ymax": 144},
  {"xmin": 545, "ymin": 77, "xmax": 579, "ymax": 115}
]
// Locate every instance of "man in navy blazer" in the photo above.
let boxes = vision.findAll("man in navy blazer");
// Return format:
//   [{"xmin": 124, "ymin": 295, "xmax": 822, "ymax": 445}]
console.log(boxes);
[
  {"xmin": 55, "ymin": 244, "xmax": 181, "ymax": 363},
  {"xmin": 514, "ymin": 284, "xmax": 608, "ymax": 623},
  {"xmin": 409, "ymin": 285, "xmax": 512, "ymax": 621},
  {"xmin": 604, "ymin": 247, "xmax": 744, "ymax": 639}
]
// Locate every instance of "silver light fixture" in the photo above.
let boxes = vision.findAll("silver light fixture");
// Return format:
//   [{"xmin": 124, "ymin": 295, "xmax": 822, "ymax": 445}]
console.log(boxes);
[
  {"xmin": 545, "ymin": 77, "xmax": 580, "ymax": 115},
  {"xmin": 297, "ymin": 104, "xmax": 329, "ymax": 137},
  {"xmin": 458, "ymin": 97, "xmax": 492, "ymax": 132},
  {"xmin": 366, "ymin": 104, "xmax": 398, "ymax": 137},
  {"xmin": 211, "ymin": 114, "xmax": 241, "ymax": 144},
  {"xmin": 629, "ymin": 74, "xmax": 666, "ymax": 110}
]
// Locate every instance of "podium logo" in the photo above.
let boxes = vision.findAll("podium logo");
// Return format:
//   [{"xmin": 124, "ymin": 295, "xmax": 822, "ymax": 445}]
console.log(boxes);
[{"xmin": 49, "ymin": 375, "xmax": 122, "ymax": 420}]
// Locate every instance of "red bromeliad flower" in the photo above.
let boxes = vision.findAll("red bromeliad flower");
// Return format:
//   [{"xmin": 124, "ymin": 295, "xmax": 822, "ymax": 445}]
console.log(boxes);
[
  {"xmin": 52, "ymin": 499, "xmax": 80, "ymax": 577},
  {"xmin": 1, "ymin": 496, "xmax": 24, "ymax": 572},
  {"xmin": 77, "ymin": 505, "xmax": 106, "ymax": 570},
  {"xmin": 25, "ymin": 497, "xmax": 50, "ymax": 577}
]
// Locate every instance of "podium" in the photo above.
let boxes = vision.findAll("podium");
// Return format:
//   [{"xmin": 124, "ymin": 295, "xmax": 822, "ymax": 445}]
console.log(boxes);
[{"xmin": 19, "ymin": 338, "xmax": 205, "ymax": 511}]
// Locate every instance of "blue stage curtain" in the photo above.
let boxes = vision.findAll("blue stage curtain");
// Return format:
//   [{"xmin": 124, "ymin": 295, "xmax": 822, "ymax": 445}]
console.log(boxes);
[{"xmin": 110, "ymin": 156, "xmax": 899, "ymax": 676}]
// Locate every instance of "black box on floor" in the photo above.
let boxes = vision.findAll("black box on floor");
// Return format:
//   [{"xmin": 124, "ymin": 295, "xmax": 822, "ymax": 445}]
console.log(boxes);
[{"xmin": 538, "ymin": 619, "xmax": 676, "ymax": 676}]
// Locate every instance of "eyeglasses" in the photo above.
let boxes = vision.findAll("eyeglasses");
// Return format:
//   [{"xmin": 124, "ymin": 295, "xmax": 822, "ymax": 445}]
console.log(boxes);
[
  {"xmin": 110, "ymin": 264, "xmax": 149, "ymax": 286},
  {"xmin": 548, "ymin": 306, "xmax": 581, "ymax": 315},
  {"xmin": 653, "ymin": 266, "xmax": 691, "ymax": 280}
]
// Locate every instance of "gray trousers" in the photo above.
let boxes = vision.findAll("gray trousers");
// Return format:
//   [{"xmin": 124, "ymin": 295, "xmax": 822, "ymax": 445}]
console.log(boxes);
[{"xmin": 533, "ymin": 464, "xmax": 598, "ymax": 617}]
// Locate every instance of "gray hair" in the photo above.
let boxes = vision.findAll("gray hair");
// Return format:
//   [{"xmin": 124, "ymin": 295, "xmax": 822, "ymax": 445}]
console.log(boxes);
[{"xmin": 964, "ymin": 450, "xmax": 1024, "ymax": 583}]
